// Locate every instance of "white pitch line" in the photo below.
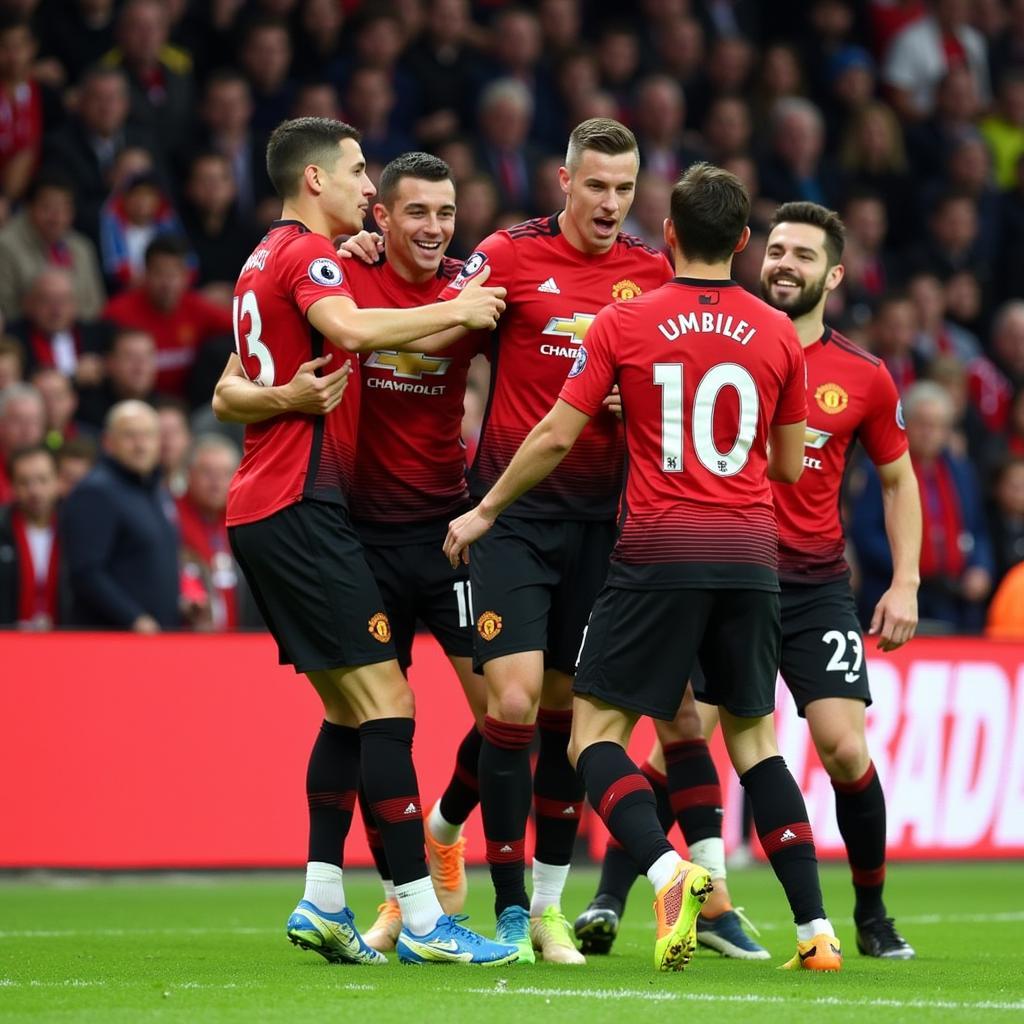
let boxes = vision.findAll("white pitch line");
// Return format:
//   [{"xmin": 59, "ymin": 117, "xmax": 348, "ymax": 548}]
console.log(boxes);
[{"xmin": 465, "ymin": 986, "xmax": 1024, "ymax": 1013}]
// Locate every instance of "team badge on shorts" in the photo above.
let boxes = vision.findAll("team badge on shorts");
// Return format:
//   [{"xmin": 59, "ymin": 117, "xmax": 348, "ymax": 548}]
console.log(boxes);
[
  {"xmin": 611, "ymin": 278, "xmax": 641, "ymax": 301},
  {"xmin": 368, "ymin": 612, "xmax": 392, "ymax": 643},
  {"xmin": 477, "ymin": 610, "xmax": 503, "ymax": 641},
  {"xmin": 815, "ymin": 382, "xmax": 849, "ymax": 414}
]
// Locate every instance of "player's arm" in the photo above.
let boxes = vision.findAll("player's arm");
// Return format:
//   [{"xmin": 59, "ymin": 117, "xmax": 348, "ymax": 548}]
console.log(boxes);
[
  {"xmin": 306, "ymin": 266, "xmax": 504, "ymax": 353},
  {"xmin": 444, "ymin": 400, "xmax": 591, "ymax": 566},
  {"xmin": 767, "ymin": 420, "xmax": 806, "ymax": 483},
  {"xmin": 212, "ymin": 352, "xmax": 351, "ymax": 423},
  {"xmin": 869, "ymin": 451, "xmax": 921, "ymax": 651}
]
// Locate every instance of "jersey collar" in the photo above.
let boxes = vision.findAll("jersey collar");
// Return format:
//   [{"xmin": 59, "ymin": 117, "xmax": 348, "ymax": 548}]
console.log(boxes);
[
  {"xmin": 671, "ymin": 277, "xmax": 738, "ymax": 287},
  {"xmin": 268, "ymin": 219, "xmax": 309, "ymax": 233}
]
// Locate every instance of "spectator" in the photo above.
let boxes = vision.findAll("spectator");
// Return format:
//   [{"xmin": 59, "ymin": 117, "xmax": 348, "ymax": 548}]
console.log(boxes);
[
  {"xmin": 991, "ymin": 300, "xmax": 1024, "ymax": 393},
  {"xmin": 237, "ymin": 16, "xmax": 295, "ymax": 139},
  {"xmin": 0, "ymin": 174, "xmax": 106, "ymax": 323},
  {"xmin": 36, "ymin": 0, "xmax": 116, "ymax": 86},
  {"xmin": 840, "ymin": 191, "xmax": 895, "ymax": 314},
  {"xmin": 652, "ymin": 16, "xmax": 705, "ymax": 96},
  {"xmin": 980, "ymin": 71, "xmax": 1024, "ymax": 189},
  {"xmin": 41, "ymin": 66, "xmax": 160, "ymax": 245},
  {"xmin": 180, "ymin": 152, "xmax": 258, "ymax": 295},
  {"xmin": 851, "ymin": 381, "xmax": 993, "ymax": 632},
  {"xmin": 292, "ymin": 0, "xmax": 346, "ymax": 84},
  {"xmin": 908, "ymin": 192, "xmax": 987, "ymax": 285},
  {"xmin": 31, "ymin": 366, "xmax": 94, "ymax": 449},
  {"xmin": 0, "ymin": 381, "xmax": 45, "ymax": 503},
  {"xmin": 882, "ymin": 0, "xmax": 990, "ymax": 119},
  {"xmin": 0, "ymin": 16, "xmax": 48, "ymax": 215},
  {"xmin": 868, "ymin": 292, "xmax": 925, "ymax": 394},
  {"xmin": 759, "ymin": 96, "xmax": 844, "ymax": 208},
  {"xmin": 595, "ymin": 23, "xmax": 643, "ymax": 114},
  {"xmin": 175, "ymin": 433, "xmax": 253, "ymax": 631},
  {"xmin": 448, "ymin": 173, "xmax": 498, "ymax": 259},
  {"xmin": 822, "ymin": 45, "xmax": 877, "ymax": 152},
  {"xmin": 290, "ymin": 81, "xmax": 342, "ymax": 121},
  {"xmin": 55, "ymin": 435, "xmax": 96, "ymax": 498},
  {"xmin": 344, "ymin": 66, "xmax": 414, "ymax": 167},
  {"xmin": 99, "ymin": 169, "xmax": 188, "ymax": 289},
  {"xmin": 687, "ymin": 34, "xmax": 756, "ymax": 127},
  {"xmin": 905, "ymin": 66, "xmax": 982, "ymax": 184},
  {"xmin": 475, "ymin": 78, "xmax": 538, "ymax": 211},
  {"xmin": 939, "ymin": 134, "xmax": 1001, "ymax": 266},
  {"xmin": 623, "ymin": 171, "xmax": 673, "ymax": 251},
  {"xmin": 9, "ymin": 269, "xmax": 108, "ymax": 384},
  {"xmin": 60, "ymin": 399, "xmax": 179, "ymax": 631},
  {"xmin": 0, "ymin": 335, "xmax": 25, "ymax": 389},
  {"xmin": 701, "ymin": 95, "xmax": 753, "ymax": 164},
  {"xmin": 77, "ymin": 327, "xmax": 160, "ymax": 429},
  {"xmin": 632, "ymin": 74, "xmax": 704, "ymax": 184},
  {"xmin": 988, "ymin": 456, "xmax": 1024, "ymax": 584},
  {"xmin": 538, "ymin": 0, "xmax": 580, "ymax": 56},
  {"xmin": 752, "ymin": 42, "xmax": 805, "ymax": 127},
  {"xmin": 192, "ymin": 70, "xmax": 274, "ymax": 222},
  {"xmin": 100, "ymin": 0, "xmax": 193, "ymax": 158},
  {"xmin": 155, "ymin": 396, "xmax": 191, "ymax": 499},
  {"xmin": 0, "ymin": 444, "xmax": 67, "ymax": 628},
  {"xmin": 102, "ymin": 236, "xmax": 231, "ymax": 399}
]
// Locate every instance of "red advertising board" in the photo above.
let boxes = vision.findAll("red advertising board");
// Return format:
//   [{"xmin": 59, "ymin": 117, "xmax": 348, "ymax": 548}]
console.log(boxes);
[{"xmin": 0, "ymin": 632, "xmax": 1021, "ymax": 867}]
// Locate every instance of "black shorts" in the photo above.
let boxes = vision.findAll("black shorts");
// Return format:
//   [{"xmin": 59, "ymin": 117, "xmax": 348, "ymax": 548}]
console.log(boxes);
[
  {"xmin": 469, "ymin": 515, "xmax": 615, "ymax": 674},
  {"xmin": 576, "ymin": 586, "xmax": 781, "ymax": 721},
  {"xmin": 360, "ymin": 533, "xmax": 473, "ymax": 672},
  {"xmin": 229, "ymin": 500, "xmax": 396, "ymax": 673},
  {"xmin": 779, "ymin": 578, "xmax": 872, "ymax": 717}
]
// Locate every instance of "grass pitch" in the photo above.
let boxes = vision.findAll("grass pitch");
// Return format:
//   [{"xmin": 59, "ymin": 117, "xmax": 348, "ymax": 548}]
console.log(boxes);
[{"xmin": 1, "ymin": 864, "xmax": 1021, "ymax": 1024}]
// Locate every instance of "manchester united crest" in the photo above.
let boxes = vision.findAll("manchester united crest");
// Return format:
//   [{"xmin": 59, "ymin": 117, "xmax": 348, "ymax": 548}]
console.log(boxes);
[
  {"xmin": 477, "ymin": 610, "xmax": 503, "ymax": 641},
  {"xmin": 368, "ymin": 612, "xmax": 392, "ymax": 643},
  {"xmin": 815, "ymin": 382, "xmax": 849, "ymax": 415},
  {"xmin": 611, "ymin": 279, "xmax": 642, "ymax": 301}
]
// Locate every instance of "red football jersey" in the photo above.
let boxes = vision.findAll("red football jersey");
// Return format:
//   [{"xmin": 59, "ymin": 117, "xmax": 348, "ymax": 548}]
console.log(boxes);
[
  {"xmin": 226, "ymin": 220, "xmax": 359, "ymax": 527},
  {"xmin": 774, "ymin": 327, "xmax": 908, "ymax": 583},
  {"xmin": 345, "ymin": 257, "xmax": 486, "ymax": 541},
  {"xmin": 560, "ymin": 278, "xmax": 807, "ymax": 589},
  {"xmin": 440, "ymin": 215, "xmax": 674, "ymax": 520}
]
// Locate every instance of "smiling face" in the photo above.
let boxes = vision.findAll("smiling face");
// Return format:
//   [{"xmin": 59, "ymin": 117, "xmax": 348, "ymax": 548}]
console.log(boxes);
[
  {"xmin": 375, "ymin": 175, "xmax": 456, "ymax": 281},
  {"xmin": 559, "ymin": 147, "xmax": 639, "ymax": 254},
  {"xmin": 761, "ymin": 221, "xmax": 839, "ymax": 320}
]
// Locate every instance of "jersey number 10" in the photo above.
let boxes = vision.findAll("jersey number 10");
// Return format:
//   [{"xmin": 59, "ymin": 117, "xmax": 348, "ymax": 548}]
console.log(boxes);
[
  {"xmin": 233, "ymin": 290, "xmax": 277, "ymax": 387},
  {"xmin": 654, "ymin": 362, "xmax": 759, "ymax": 476}
]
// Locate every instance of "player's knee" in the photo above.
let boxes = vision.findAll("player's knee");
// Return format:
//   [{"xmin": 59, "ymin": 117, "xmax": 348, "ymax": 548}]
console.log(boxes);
[
  {"xmin": 358, "ymin": 679, "xmax": 416, "ymax": 722},
  {"xmin": 488, "ymin": 686, "xmax": 537, "ymax": 724},
  {"xmin": 818, "ymin": 732, "xmax": 868, "ymax": 781}
]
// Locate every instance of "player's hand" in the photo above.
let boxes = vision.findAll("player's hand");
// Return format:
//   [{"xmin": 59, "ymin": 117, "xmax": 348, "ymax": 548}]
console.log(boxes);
[
  {"xmin": 602, "ymin": 384, "xmax": 622, "ymax": 420},
  {"xmin": 336, "ymin": 231, "xmax": 383, "ymax": 264},
  {"xmin": 283, "ymin": 354, "xmax": 351, "ymax": 415},
  {"xmin": 444, "ymin": 505, "xmax": 497, "ymax": 567},
  {"xmin": 868, "ymin": 583, "xmax": 918, "ymax": 651},
  {"xmin": 452, "ymin": 265, "xmax": 507, "ymax": 330}
]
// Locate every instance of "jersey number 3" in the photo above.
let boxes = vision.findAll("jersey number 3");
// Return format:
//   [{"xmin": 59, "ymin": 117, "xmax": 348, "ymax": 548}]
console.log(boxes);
[
  {"xmin": 233, "ymin": 290, "xmax": 276, "ymax": 387},
  {"xmin": 654, "ymin": 363, "xmax": 759, "ymax": 476}
]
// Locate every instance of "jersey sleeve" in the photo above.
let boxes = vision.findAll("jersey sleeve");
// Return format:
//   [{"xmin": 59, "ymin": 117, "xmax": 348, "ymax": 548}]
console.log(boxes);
[
  {"xmin": 772, "ymin": 322, "xmax": 808, "ymax": 425},
  {"xmin": 277, "ymin": 233, "xmax": 355, "ymax": 314},
  {"xmin": 860, "ymin": 361, "xmax": 909, "ymax": 466},
  {"xmin": 437, "ymin": 231, "xmax": 516, "ymax": 300},
  {"xmin": 558, "ymin": 304, "xmax": 618, "ymax": 416}
]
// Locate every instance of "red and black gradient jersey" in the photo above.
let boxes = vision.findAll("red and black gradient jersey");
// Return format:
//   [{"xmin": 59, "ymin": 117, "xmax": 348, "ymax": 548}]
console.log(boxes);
[
  {"xmin": 344, "ymin": 256, "xmax": 487, "ymax": 543},
  {"xmin": 440, "ymin": 215, "xmax": 673, "ymax": 520},
  {"xmin": 560, "ymin": 278, "xmax": 807, "ymax": 590},
  {"xmin": 227, "ymin": 220, "xmax": 359, "ymax": 527},
  {"xmin": 774, "ymin": 327, "xmax": 907, "ymax": 583}
]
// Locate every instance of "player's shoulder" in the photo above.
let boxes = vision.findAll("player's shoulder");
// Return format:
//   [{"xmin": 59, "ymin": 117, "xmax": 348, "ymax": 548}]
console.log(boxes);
[
  {"xmin": 823, "ymin": 326, "xmax": 882, "ymax": 368},
  {"xmin": 502, "ymin": 214, "xmax": 560, "ymax": 244},
  {"xmin": 436, "ymin": 255, "xmax": 464, "ymax": 282}
]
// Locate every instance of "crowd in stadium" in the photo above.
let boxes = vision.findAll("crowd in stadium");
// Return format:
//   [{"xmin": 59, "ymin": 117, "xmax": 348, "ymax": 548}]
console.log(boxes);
[{"xmin": 1, "ymin": 0, "xmax": 1023, "ymax": 634}]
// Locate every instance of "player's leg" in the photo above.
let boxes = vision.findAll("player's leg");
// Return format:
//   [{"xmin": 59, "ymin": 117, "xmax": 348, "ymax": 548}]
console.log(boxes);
[
  {"xmin": 780, "ymin": 581, "xmax": 913, "ymax": 959},
  {"xmin": 701, "ymin": 589, "xmax": 840, "ymax": 972},
  {"xmin": 571, "ymin": 586, "xmax": 713, "ymax": 973}
]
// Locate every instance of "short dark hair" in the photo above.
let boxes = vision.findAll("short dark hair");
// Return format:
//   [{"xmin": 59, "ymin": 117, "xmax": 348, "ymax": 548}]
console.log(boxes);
[
  {"xmin": 670, "ymin": 162, "xmax": 750, "ymax": 263},
  {"xmin": 8, "ymin": 443, "xmax": 57, "ymax": 481},
  {"xmin": 565, "ymin": 118, "xmax": 638, "ymax": 171},
  {"xmin": 144, "ymin": 235, "xmax": 190, "ymax": 265},
  {"xmin": 378, "ymin": 152, "xmax": 453, "ymax": 207},
  {"xmin": 27, "ymin": 171, "xmax": 76, "ymax": 204},
  {"xmin": 265, "ymin": 117, "xmax": 361, "ymax": 199},
  {"xmin": 768, "ymin": 201, "xmax": 847, "ymax": 268}
]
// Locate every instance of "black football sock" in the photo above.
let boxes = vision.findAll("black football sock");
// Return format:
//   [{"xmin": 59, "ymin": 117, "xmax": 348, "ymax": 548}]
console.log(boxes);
[
  {"xmin": 359, "ymin": 717, "xmax": 427, "ymax": 887},
  {"xmin": 832, "ymin": 762, "xmax": 888, "ymax": 923},
  {"xmin": 306, "ymin": 720, "xmax": 359, "ymax": 866},
  {"xmin": 533, "ymin": 708, "xmax": 584, "ymax": 866},
  {"xmin": 357, "ymin": 782, "xmax": 391, "ymax": 883},
  {"xmin": 664, "ymin": 738, "xmax": 724, "ymax": 845},
  {"xmin": 592, "ymin": 759, "xmax": 673, "ymax": 916},
  {"xmin": 438, "ymin": 725, "xmax": 482, "ymax": 827},
  {"xmin": 577, "ymin": 741, "xmax": 673, "ymax": 876},
  {"xmin": 741, "ymin": 755, "xmax": 825, "ymax": 925},
  {"xmin": 479, "ymin": 715, "xmax": 535, "ymax": 915}
]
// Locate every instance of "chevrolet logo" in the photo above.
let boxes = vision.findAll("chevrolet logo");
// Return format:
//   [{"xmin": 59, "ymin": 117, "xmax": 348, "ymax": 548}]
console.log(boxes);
[
  {"xmin": 364, "ymin": 350, "xmax": 452, "ymax": 379},
  {"xmin": 541, "ymin": 312, "xmax": 596, "ymax": 345},
  {"xmin": 805, "ymin": 427, "xmax": 833, "ymax": 450}
]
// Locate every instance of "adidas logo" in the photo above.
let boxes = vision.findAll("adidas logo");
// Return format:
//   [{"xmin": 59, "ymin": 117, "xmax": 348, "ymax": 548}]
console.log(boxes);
[
  {"xmin": 404, "ymin": 803, "xmax": 419, "ymax": 815},
  {"xmin": 500, "ymin": 844, "xmax": 514, "ymax": 854},
  {"xmin": 537, "ymin": 277, "xmax": 560, "ymax": 294},
  {"xmin": 780, "ymin": 828, "xmax": 797, "ymax": 842},
  {"xmin": 561, "ymin": 806, "xmax": 576, "ymax": 816}
]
